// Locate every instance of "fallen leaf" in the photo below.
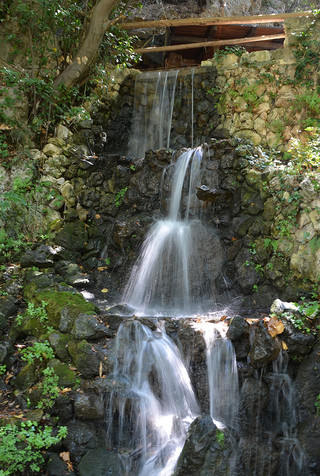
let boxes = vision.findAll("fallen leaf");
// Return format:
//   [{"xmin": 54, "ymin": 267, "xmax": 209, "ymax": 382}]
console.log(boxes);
[
  {"xmin": 61, "ymin": 388, "xmax": 72, "ymax": 394},
  {"xmin": 60, "ymin": 451, "xmax": 73, "ymax": 471},
  {"xmin": 101, "ymin": 288, "xmax": 108, "ymax": 293},
  {"xmin": 220, "ymin": 315, "xmax": 227, "ymax": 321},
  {"xmin": 97, "ymin": 267, "xmax": 108, "ymax": 272},
  {"xmin": 245, "ymin": 318, "xmax": 259, "ymax": 325},
  {"xmin": 95, "ymin": 214, "xmax": 101, "ymax": 219},
  {"xmin": 281, "ymin": 341, "xmax": 288, "ymax": 350},
  {"xmin": 231, "ymin": 237, "xmax": 238, "ymax": 242},
  {"xmin": 267, "ymin": 315, "xmax": 285, "ymax": 337}
]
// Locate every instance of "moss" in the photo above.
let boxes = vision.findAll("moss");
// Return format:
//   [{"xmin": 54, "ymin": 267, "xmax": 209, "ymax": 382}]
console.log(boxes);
[
  {"xmin": 13, "ymin": 363, "xmax": 37, "ymax": 391},
  {"xmin": 20, "ymin": 290, "xmax": 99, "ymax": 337},
  {"xmin": 49, "ymin": 331, "xmax": 71, "ymax": 361},
  {"xmin": 47, "ymin": 358, "xmax": 78, "ymax": 387}
]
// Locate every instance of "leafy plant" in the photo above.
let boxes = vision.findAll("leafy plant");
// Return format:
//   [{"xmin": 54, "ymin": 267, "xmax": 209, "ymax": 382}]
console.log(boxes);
[
  {"xmin": 0, "ymin": 420, "xmax": 67, "ymax": 475},
  {"xmin": 25, "ymin": 300, "xmax": 48, "ymax": 323},
  {"xmin": 216, "ymin": 429, "xmax": 225, "ymax": 448},
  {"xmin": 36, "ymin": 367, "xmax": 60, "ymax": 410},
  {"xmin": 20, "ymin": 341, "xmax": 55, "ymax": 365},
  {"xmin": 115, "ymin": 187, "xmax": 128, "ymax": 207}
]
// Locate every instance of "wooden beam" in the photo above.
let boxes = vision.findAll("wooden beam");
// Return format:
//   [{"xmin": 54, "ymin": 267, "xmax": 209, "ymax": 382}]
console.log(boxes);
[
  {"xmin": 120, "ymin": 11, "xmax": 311, "ymax": 30},
  {"xmin": 134, "ymin": 33, "xmax": 286, "ymax": 54}
]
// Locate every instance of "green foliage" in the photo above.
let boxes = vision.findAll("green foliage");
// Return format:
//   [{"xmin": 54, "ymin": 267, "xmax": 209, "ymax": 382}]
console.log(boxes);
[
  {"xmin": 0, "ymin": 365, "xmax": 6, "ymax": 376},
  {"xmin": 26, "ymin": 300, "xmax": 48, "ymax": 323},
  {"xmin": 36, "ymin": 367, "xmax": 60, "ymax": 410},
  {"xmin": 20, "ymin": 341, "xmax": 55, "ymax": 365},
  {"xmin": 115, "ymin": 187, "xmax": 128, "ymax": 207},
  {"xmin": 288, "ymin": 129, "xmax": 320, "ymax": 172},
  {"xmin": 0, "ymin": 420, "xmax": 67, "ymax": 475},
  {"xmin": 101, "ymin": 25, "xmax": 140, "ymax": 68},
  {"xmin": 213, "ymin": 46, "xmax": 246, "ymax": 63},
  {"xmin": 215, "ymin": 429, "xmax": 225, "ymax": 448}
]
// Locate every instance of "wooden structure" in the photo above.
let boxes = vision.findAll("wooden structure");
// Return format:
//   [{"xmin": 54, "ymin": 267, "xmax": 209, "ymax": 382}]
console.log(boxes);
[{"xmin": 120, "ymin": 11, "xmax": 311, "ymax": 67}]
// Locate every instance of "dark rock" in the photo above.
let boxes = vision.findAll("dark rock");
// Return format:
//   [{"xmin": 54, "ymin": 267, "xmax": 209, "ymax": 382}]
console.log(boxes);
[
  {"xmin": 55, "ymin": 261, "xmax": 90, "ymax": 286},
  {"xmin": 232, "ymin": 215, "xmax": 255, "ymax": 236},
  {"xmin": 196, "ymin": 185, "xmax": 232, "ymax": 202},
  {"xmin": 65, "ymin": 419, "xmax": 99, "ymax": 462},
  {"xmin": 74, "ymin": 392, "xmax": 105, "ymax": 420},
  {"xmin": 49, "ymin": 331, "xmax": 70, "ymax": 361},
  {"xmin": 227, "ymin": 315, "xmax": 249, "ymax": 341},
  {"xmin": 72, "ymin": 313, "xmax": 113, "ymax": 340},
  {"xmin": 174, "ymin": 415, "xmax": 232, "ymax": 476},
  {"xmin": 235, "ymin": 249, "xmax": 260, "ymax": 293},
  {"xmin": 47, "ymin": 358, "xmax": 77, "ymax": 387},
  {"xmin": 238, "ymin": 377, "xmax": 269, "ymax": 434},
  {"xmin": 68, "ymin": 340, "xmax": 111, "ymax": 378},
  {"xmin": 20, "ymin": 244, "xmax": 57, "ymax": 268},
  {"xmin": 248, "ymin": 321, "xmax": 281, "ymax": 367},
  {"xmin": 0, "ymin": 297, "xmax": 17, "ymax": 333},
  {"xmin": 55, "ymin": 221, "xmax": 88, "ymax": 251},
  {"xmin": 47, "ymin": 453, "xmax": 75, "ymax": 476},
  {"xmin": 78, "ymin": 448, "xmax": 123, "ymax": 476}
]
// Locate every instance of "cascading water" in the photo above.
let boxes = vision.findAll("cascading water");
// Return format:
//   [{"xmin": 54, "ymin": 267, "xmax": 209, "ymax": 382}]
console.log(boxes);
[
  {"xmin": 122, "ymin": 146, "xmax": 224, "ymax": 316},
  {"xmin": 107, "ymin": 320, "xmax": 200, "ymax": 476},
  {"xmin": 201, "ymin": 321, "xmax": 239, "ymax": 430},
  {"xmin": 128, "ymin": 70, "xmax": 179, "ymax": 158},
  {"xmin": 266, "ymin": 352, "xmax": 306, "ymax": 475},
  {"xmin": 106, "ymin": 70, "xmax": 306, "ymax": 476}
]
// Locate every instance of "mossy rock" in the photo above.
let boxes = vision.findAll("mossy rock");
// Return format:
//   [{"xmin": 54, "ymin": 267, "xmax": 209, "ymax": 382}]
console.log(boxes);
[
  {"xmin": 68, "ymin": 339, "xmax": 106, "ymax": 378},
  {"xmin": 20, "ymin": 291, "xmax": 99, "ymax": 337},
  {"xmin": 13, "ymin": 363, "xmax": 37, "ymax": 391},
  {"xmin": 55, "ymin": 220, "xmax": 88, "ymax": 251},
  {"xmin": 47, "ymin": 358, "xmax": 78, "ymax": 387},
  {"xmin": 49, "ymin": 331, "xmax": 71, "ymax": 361}
]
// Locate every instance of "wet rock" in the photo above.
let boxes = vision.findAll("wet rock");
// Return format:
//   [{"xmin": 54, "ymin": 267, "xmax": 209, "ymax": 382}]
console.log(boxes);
[
  {"xmin": 196, "ymin": 185, "xmax": 232, "ymax": 202},
  {"xmin": 227, "ymin": 315, "xmax": 249, "ymax": 341},
  {"xmin": 78, "ymin": 448, "xmax": 123, "ymax": 476},
  {"xmin": 295, "ymin": 342, "xmax": 320, "ymax": 469},
  {"xmin": 74, "ymin": 392, "xmax": 105, "ymax": 420},
  {"xmin": 238, "ymin": 377, "xmax": 269, "ymax": 434},
  {"xmin": 248, "ymin": 321, "xmax": 281, "ymax": 367},
  {"xmin": 174, "ymin": 415, "xmax": 232, "ymax": 476},
  {"xmin": 72, "ymin": 313, "xmax": 113, "ymax": 340}
]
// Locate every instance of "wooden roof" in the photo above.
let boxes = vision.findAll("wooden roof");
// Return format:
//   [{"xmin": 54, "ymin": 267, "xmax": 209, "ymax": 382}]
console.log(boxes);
[{"xmin": 120, "ymin": 11, "xmax": 312, "ymax": 68}]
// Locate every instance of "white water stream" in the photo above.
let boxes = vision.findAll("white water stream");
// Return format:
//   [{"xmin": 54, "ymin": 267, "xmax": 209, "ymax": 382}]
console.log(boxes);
[{"xmin": 106, "ymin": 70, "xmax": 303, "ymax": 476}]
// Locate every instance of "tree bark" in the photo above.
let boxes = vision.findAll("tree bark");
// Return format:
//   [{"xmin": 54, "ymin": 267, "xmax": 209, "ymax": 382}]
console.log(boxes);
[{"xmin": 53, "ymin": 0, "xmax": 119, "ymax": 90}]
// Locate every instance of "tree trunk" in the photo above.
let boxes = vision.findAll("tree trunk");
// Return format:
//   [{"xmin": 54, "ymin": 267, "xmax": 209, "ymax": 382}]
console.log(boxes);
[{"xmin": 53, "ymin": 0, "xmax": 119, "ymax": 90}]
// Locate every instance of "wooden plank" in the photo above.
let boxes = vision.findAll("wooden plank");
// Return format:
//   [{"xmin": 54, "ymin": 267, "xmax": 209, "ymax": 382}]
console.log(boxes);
[
  {"xmin": 120, "ymin": 11, "xmax": 311, "ymax": 30},
  {"xmin": 134, "ymin": 33, "xmax": 286, "ymax": 54}
]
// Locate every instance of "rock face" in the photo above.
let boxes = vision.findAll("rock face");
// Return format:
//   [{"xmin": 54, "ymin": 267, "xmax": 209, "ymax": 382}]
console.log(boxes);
[{"xmin": 174, "ymin": 415, "xmax": 232, "ymax": 476}]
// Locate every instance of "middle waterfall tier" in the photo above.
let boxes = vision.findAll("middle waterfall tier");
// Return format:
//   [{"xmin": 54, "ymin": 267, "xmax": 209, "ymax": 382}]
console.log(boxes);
[{"xmin": 122, "ymin": 147, "xmax": 225, "ymax": 317}]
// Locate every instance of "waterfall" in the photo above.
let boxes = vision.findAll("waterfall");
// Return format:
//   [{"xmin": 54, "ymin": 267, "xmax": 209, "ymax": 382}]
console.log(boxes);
[
  {"xmin": 128, "ymin": 70, "xmax": 179, "ymax": 158},
  {"xmin": 266, "ymin": 352, "xmax": 306, "ymax": 475},
  {"xmin": 202, "ymin": 322, "xmax": 239, "ymax": 430},
  {"xmin": 107, "ymin": 321, "xmax": 200, "ymax": 476},
  {"xmin": 122, "ymin": 146, "xmax": 224, "ymax": 316}
]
